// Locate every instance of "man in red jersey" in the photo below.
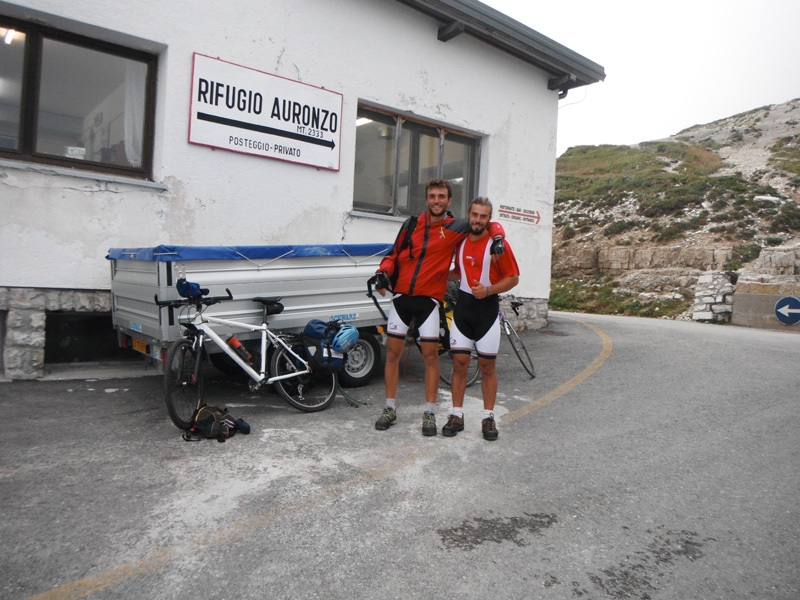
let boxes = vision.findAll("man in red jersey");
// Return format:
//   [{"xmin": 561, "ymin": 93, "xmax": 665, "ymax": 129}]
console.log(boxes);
[
  {"xmin": 372, "ymin": 179, "xmax": 505, "ymax": 436},
  {"xmin": 442, "ymin": 197, "xmax": 519, "ymax": 441}
]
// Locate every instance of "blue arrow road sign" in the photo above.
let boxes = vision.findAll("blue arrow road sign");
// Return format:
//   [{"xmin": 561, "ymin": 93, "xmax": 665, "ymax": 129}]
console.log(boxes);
[{"xmin": 774, "ymin": 296, "xmax": 800, "ymax": 325}]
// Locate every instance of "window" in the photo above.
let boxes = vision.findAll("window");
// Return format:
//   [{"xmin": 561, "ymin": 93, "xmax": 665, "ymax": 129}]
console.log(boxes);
[
  {"xmin": 0, "ymin": 19, "xmax": 156, "ymax": 178},
  {"xmin": 353, "ymin": 106, "xmax": 479, "ymax": 218}
]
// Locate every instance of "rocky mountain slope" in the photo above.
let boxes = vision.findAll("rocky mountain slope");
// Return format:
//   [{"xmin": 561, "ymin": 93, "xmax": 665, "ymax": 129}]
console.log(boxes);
[{"xmin": 550, "ymin": 98, "xmax": 800, "ymax": 315}]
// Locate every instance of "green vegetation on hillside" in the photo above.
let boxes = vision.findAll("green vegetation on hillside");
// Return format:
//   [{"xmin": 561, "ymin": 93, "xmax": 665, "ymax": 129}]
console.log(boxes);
[
  {"xmin": 549, "ymin": 276, "xmax": 692, "ymax": 318},
  {"xmin": 769, "ymin": 135, "xmax": 800, "ymax": 177},
  {"xmin": 556, "ymin": 142, "xmax": 723, "ymax": 214},
  {"xmin": 551, "ymin": 128, "xmax": 800, "ymax": 317},
  {"xmin": 554, "ymin": 141, "xmax": 793, "ymax": 243}
]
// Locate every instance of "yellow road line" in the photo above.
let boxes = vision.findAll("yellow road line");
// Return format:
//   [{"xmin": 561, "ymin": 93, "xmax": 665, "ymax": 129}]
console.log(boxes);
[
  {"xmin": 504, "ymin": 318, "xmax": 613, "ymax": 424},
  {"xmin": 28, "ymin": 317, "xmax": 611, "ymax": 600}
]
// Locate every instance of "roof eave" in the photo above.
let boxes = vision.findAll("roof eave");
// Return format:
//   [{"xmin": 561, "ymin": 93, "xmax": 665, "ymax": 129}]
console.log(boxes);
[{"xmin": 396, "ymin": 0, "xmax": 606, "ymax": 92}]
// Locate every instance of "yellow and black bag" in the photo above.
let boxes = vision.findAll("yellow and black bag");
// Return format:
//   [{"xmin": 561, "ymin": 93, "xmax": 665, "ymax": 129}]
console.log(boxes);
[{"xmin": 183, "ymin": 405, "xmax": 236, "ymax": 442}]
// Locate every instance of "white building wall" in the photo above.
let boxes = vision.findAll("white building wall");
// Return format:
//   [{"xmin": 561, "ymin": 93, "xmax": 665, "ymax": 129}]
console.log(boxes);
[{"xmin": 0, "ymin": 0, "xmax": 557, "ymax": 300}]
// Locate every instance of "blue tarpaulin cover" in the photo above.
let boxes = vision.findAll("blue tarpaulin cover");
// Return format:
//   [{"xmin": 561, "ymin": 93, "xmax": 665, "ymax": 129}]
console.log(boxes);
[{"xmin": 107, "ymin": 244, "xmax": 393, "ymax": 262}]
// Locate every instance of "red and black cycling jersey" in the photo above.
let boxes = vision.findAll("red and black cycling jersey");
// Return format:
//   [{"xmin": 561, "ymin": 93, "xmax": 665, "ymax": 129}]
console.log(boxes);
[{"xmin": 378, "ymin": 212, "xmax": 504, "ymax": 301}]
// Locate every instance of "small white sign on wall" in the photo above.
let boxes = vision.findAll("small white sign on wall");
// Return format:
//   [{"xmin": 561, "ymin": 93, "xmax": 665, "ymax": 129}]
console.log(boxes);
[
  {"xmin": 498, "ymin": 205, "xmax": 541, "ymax": 225},
  {"xmin": 189, "ymin": 53, "xmax": 343, "ymax": 171}
]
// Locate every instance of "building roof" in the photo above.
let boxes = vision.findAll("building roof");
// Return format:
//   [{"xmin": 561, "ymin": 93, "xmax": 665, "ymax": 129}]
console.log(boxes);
[{"xmin": 396, "ymin": 0, "xmax": 605, "ymax": 95}]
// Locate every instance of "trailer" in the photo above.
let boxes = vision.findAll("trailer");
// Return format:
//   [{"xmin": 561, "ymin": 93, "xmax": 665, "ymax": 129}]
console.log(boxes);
[{"xmin": 107, "ymin": 243, "xmax": 393, "ymax": 386}]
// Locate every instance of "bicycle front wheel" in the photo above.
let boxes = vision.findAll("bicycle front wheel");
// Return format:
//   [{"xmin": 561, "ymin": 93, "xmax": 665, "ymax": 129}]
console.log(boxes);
[
  {"xmin": 439, "ymin": 349, "xmax": 481, "ymax": 388},
  {"xmin": 270, "ymin": 344, "xmax": 337, "ymax": 412},
  {"xmin": 503, "ymin": 321, "xmax": 536, "ymax": 379},
  {"xmin": 164, "ymin": 338, "xmax": 204, "ymax": 430}
]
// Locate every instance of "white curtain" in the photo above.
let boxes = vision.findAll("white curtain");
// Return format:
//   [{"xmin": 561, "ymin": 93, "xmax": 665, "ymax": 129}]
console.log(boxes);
[{"xmin": 124, "ymin": 60, "xmax": 147, "ymax": 167}]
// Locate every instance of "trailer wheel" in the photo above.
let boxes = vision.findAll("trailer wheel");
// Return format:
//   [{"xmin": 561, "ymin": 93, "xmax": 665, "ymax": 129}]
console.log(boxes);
[
  {"xmin": 209, "ymin": 351, "xmax": 245, "ymax": 378},
  {"xmin": 339, "ymin": 331, "xmax": 382, "ymax": 387}
]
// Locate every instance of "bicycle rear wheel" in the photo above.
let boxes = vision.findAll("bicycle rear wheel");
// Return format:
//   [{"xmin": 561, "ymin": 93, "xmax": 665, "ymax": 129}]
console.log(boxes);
[
  {"xmin": 164, "ymin": 338, "xmax": 204, "ymax": 430},
  {"xmin": 439, "ymin": 349, "xmax": 480, "ymax": 388},
  {"xmin": 437, "ymin": 301, "xmax": 480, "ymax": 388},
  {"xmin": 270, "ymin": 343, "xmax": 337, "ymax": 412},
  {"xmin": 503, "ymin": 321, "xmax": 536, "ymax": 378}
]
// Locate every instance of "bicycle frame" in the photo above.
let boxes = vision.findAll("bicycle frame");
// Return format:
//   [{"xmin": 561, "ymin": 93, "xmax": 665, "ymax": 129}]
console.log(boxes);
[
  {"xmin": 498, "ymin": 307, "xmax": 511, "ymax": 331},
  {"xmin": 157, "ymin": 282, "xmax": 339, "ymax": 427},
  {"xmin": 497, "ymin": 296, "xmax": 536, "ymax": 379},
  {"xmin": 183, "ymin": 310, "xmax": 311, "ymax": 389},
  {"xmin": 498, "ymin": 296, "xmax": 523, "ymax": 322}
]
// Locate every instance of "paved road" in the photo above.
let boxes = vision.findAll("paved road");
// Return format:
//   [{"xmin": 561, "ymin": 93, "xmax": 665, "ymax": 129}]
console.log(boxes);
[{"xmin": 1, "ymin": 313, "xmax": 798, "ymax": 600}]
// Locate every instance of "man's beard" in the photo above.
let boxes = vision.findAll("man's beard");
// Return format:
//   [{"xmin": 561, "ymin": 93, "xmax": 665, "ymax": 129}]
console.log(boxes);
[{"xmin": 470, "ymin": 223, "xmax": 487, "ymax": 235}]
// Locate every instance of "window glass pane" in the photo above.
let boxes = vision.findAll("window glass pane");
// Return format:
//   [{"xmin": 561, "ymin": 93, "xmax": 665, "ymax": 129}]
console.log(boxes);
[
  {"xmin": 395, "ymin": 127, "xmax": 411, "ymax": 214},
  {"xmin": 36, "ymin": 38, "xmax": 147, "ymax": 167},
  {"xmin": 0, "ymin": 26, "xmax": 25, "ymax": 150},
  {"xmin": 442, "ymin": 135, "xmax": 475, "ymax": 217},
  {"xmin": 353, "ymin": 109, "xmax": 396, "ymax": 213},
  {"xmin": 413, "ymin": 130, "xmax": 440, "ymax": 215},
  {"xmin": 402, "ymin": 123, "xmax": 440, "ymax": 216},
  {"xmin": 353, "ymin": 106, "xmax": 479, "ymax": 218}
]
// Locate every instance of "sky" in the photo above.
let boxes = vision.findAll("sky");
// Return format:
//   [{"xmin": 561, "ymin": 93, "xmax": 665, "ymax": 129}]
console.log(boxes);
[{"xmin": 481, "ymin": 0, "xmax": 800, "ymax": 156}]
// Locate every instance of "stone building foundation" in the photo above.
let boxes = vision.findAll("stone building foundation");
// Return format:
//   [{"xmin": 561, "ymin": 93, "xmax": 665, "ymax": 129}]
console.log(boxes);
[{"xmin": 0, "ymin": 287, "xmax": 111, "ymax": 380}]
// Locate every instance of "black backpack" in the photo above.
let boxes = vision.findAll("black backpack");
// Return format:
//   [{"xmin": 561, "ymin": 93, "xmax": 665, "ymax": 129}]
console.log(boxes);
[
  {"xmin": 183, "ymin": 405, "xmax": 240, "ymax": 442},
  {"xmin": 388, "ymin": 215, "xmax": 417, "ymax": 291}
]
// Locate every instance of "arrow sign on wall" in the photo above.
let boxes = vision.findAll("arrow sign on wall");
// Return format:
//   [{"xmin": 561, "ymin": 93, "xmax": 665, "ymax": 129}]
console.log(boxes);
[
  {"xmin": 774, "ymin": 296, "xmax": 800, "ymax": 325},
  {"xmin": 197, "ymin": 112, "xmax": 336, "ymax": 149},
  {"xmin": 188, "ymin": 53, "xmax": 343, "ymax": 170}
]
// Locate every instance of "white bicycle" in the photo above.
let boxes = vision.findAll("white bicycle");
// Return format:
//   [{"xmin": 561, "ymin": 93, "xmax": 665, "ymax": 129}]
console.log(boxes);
[{"xmin": 155, "ymin": 280, "xmax": 337, "ymax": 430}]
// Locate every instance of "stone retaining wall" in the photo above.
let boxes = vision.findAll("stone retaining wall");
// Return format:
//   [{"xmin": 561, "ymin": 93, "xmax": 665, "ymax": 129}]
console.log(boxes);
[
  {"xmin": 725, "ymin": 244, "xmax": 800, "ymax": 331},
  {"xmin": 731, "ymin": 277, "xmax": 800, "ymax": 331},
  {"xmin": 743, "ymin": 245, "xmax": 800, "ymax": 276},
  {"xmin": 691, "ymin": 272, "xmax": 735, "ymax": 323},
  {"xmin": 552, "ymin": 243, "xmax": 735, "ymax": 277},
  {"xmin": 502, "ymin": 297, "xmax": 549, "ymax": 332},
  {"xmin": 0, "ymin": 287, "xmax": 111, "ymax": 381},
  {"xmin": 729, "ymin": 244, "xmax": 800, "ymax": 332}
]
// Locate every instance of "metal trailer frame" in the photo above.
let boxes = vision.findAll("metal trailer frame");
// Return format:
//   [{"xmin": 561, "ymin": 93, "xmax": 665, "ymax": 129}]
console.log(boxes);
[{"xmin": 107, "ymin": 244, "xmax": 393, "ymax": 365}]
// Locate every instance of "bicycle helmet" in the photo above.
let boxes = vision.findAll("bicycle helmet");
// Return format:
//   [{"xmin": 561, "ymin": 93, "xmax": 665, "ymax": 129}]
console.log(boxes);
[{"xmin": 332, "ymin": 324, "xmax": 359, "ymax": 354}]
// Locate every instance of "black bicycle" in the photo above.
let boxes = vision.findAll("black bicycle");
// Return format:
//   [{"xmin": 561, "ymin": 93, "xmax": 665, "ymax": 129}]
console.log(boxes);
[
  {"xmin": 366, "ymin": 278, "xmax": 480, "ymax": 388},
  {"xmin": 499, "ymin": 297, "xmax": 536, "ymax": 379}
]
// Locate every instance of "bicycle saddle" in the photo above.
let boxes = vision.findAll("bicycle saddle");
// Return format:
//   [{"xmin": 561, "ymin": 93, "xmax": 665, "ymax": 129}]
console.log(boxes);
[{"xmin": 253, "ymin": 297, "xmax": 284, "ymax": 315}]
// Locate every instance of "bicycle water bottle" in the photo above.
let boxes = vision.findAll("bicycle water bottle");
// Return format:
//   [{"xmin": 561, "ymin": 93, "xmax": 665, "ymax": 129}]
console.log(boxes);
[{"xmin": 226, "ymin": 335, "xmax": 252, "ymax": 363}]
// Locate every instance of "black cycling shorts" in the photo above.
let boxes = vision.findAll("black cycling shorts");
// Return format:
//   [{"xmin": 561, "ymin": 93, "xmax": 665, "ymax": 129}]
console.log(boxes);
[
  {"xmin": 386, "ymin": 294, "xmax": 439, "ymax": 340},
  {"xmin": 452, "ymin": 289, "xmax": 500, "ymax": 344}
]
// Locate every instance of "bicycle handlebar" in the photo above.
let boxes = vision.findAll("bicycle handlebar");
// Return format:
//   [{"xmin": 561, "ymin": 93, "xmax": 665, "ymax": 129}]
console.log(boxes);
[
  {"xmin": 367, "ymin": 278, "xmax": 524, "ymax": 321},
  {"xmin": 366, "ymin": 277, "xmax": 388, "ymax": 321},
  {"xmin": 154, "ymin": 288, "xmax": 233, "ymax": 308}
]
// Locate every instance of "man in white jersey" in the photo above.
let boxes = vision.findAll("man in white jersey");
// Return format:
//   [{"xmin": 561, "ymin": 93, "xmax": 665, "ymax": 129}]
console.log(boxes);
[{"xmin": 443, "ymin": 197, "xmax": 520, "ymax": 441}]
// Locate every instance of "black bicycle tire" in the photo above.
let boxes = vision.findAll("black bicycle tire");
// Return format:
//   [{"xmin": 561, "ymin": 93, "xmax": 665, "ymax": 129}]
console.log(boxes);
[
  {"xmin": 439, "ymin": 349, "xmax": 481, "ymax": 388},
  {"xmin": 164, "ymin": 338, "xmax": 204, "ymax": 430},
  {"xmin": 270, "ymin": 343, "xmax": 337, "ymax": 412},
  {"xmin": 503, "ymin": 321, "xmax": 536, "ymax": 379},
  {"xmin": 434, "ymin": 303, "xmax": 480, "ymax": 388}
]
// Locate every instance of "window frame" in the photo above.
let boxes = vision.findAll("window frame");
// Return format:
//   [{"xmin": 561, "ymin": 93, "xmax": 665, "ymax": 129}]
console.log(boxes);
[
  {"xmin": 0, "ymin": 16, "xmax": 157, "ymax": 179},
  {"xmin": 353, "ymin": 105, "xmax": 480, "ymax": 219}
]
